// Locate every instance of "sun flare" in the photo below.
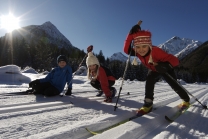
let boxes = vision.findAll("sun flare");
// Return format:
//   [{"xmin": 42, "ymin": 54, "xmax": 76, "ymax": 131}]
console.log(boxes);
[{"xmin": 0, "ymin": 13, "xmax": 20, "ymax": 32}]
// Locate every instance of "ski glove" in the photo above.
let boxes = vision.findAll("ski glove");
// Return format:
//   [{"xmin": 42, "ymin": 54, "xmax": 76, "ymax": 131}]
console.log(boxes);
[
  {"xmin": 129, "ymin": 24, "xmax": 141, "ymax": 35},
  {"xmin": 65, "ymin": 88, "xmax": 72, "ymax": 96},
  {"xmin": 87, "ymin": 45, "xmax": 93, "ymax": 53},
  {"xmin": 29, "ymin": 79, "xmax": 40, "ymax": 88},
  {"xmin": 155, "ymin": 62, "xmax": 173, "ymax": 73}
]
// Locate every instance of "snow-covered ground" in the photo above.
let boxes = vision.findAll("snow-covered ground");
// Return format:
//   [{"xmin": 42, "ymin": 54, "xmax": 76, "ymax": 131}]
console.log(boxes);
[{"xmin": 0, "ymin": 65, "xmax": 207, "ymax": 139}]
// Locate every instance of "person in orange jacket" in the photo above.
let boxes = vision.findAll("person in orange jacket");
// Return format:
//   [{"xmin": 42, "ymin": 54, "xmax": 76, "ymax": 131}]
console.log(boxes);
[
  {"xmin": 86, "ymin": 45, "xmax": 117, "ymax": 103},
  {"xmin": 123, "ymin": 24, "xmax": 190, "ymax": 115}
]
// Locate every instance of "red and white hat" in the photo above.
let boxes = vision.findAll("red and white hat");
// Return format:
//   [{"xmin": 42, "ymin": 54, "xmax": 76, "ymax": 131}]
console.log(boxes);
[
  {"xmin": 133, "ymin": 30, "xmax": 152, "ymax": 48},
  {"xmin": 132, "ymin": 30, "xmax": 153, "ymax": 65}
]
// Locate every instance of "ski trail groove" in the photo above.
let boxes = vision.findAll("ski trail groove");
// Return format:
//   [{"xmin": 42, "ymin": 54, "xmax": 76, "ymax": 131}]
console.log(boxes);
[{"xmin": 88, "ymin": 87, "xmax": 207, "ymax": 139}]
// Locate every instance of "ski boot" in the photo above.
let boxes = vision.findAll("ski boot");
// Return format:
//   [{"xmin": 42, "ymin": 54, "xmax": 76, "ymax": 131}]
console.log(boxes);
[
  {"xmin": 104, "ymin": 97, "xmax": 112, "ymax": 103},
  {"xmin": 178, "ymin": 101, "xmax": 190, "ymax": 111},
  {"xmin": 110, "ymin": 87, "xmax": 117, "ymax": 98},
  {"xmin": 26, "ymin": 89, "xmax": 35, "ymax": 94},
  {"xmin": 96, "ymin": 90, "xmax": 103, "ymax": 97},
  {"xmin": 136, "ymin": 98, "xmax": 153, "ymax": 116}
]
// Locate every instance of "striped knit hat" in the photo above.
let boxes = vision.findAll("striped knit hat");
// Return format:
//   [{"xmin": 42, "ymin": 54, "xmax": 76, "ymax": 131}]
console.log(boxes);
[
  {"xmin": 132, "ymin": 30, "xmax": 153, "ymax": 65},
  {"xmin": 133, "ymin": 30, "xmax": 152, "ymax": 48}
]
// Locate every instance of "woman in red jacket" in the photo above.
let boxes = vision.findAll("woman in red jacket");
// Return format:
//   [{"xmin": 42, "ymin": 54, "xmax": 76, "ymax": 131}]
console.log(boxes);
[
  {"xmin": 123, "ymin": 26, "xmax": 190, "ymax": 116},
  {"xmin": 86, "ymin": 46, "xmax": 117, "ymax": 103}
]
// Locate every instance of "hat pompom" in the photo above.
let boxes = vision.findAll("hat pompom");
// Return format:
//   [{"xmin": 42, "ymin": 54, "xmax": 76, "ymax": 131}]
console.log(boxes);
[
  {"xmin": 148, "ymin": 54, "xmax": 154, "ymax": 64},
  {"xmin": 132, "ymin": 57, "xmax": 138, "ymax": 65}
]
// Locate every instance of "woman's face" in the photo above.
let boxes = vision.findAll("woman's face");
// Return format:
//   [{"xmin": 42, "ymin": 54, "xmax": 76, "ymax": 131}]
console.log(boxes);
[
  {"xmin": 89, "ymin": 64, "xmax": 97, "ymax": 72},
  {"xmin": 135, "ymin": 45, "xmax": 150, "ymax": 56}
]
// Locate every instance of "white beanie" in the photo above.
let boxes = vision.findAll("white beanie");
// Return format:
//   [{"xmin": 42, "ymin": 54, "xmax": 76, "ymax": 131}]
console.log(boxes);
[
  {"xmin": 86, "ymin": 52, "xmax": 100, "ymax": 67},
  {"xmin": 86, "ymin": 52, "xmax": 100, "ymax": 80}
]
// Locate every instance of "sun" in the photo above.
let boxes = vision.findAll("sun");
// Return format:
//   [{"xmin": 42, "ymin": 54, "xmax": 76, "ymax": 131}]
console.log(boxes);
[{"xmin": 0, "ymin": 13, "xmax": 20, "ymax": 32}]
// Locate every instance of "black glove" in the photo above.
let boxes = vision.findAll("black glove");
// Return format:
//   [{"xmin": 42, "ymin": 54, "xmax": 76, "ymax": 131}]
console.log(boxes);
[
  {"xmin": 155, "ymin": 62, "xmax": 173, "ymax": 73},
  {"xmin": 65, "ymin": 88, "xmax": 72, "ymax": 96},
  {"xmin": 129, "ymin": 24, "xmax": 141, "ymax": 35},
  {"xmin": 29, "ymin": 79, "xmax": 40, "ymax": 88},
  {"xmin": 87, "ymin": 45, "xmax": 93, "ymax": 53}
]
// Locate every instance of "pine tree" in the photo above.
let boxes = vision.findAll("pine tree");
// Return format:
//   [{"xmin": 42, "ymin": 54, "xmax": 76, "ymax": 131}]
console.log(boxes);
[
  {"xmin": 33, "ymin": 39, "xmax": 53, "ymax": 71},
  {"xmin": 13, "ymin": 38, "xmax": 30, "ymax": 67},
  {"xmin": 109, "ymin": 60, "xmax": 123, "ymax": 79},
  {"xmin": 97, "ymin": 50, "xmax": 105, "ymax": 65}
]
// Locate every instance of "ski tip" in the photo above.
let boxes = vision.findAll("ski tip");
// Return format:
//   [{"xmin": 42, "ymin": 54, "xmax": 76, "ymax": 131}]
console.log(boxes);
[
  {"xmin": 85, "ymin": 128, "xmax": 99, "ymax": 135},
  {"xmin": 129, "ymin": 115, "xmax": 141, "ymax": 120},
  {"xmin": 165, "ymin": 115, "xmax": 174, "ymax": 122}
]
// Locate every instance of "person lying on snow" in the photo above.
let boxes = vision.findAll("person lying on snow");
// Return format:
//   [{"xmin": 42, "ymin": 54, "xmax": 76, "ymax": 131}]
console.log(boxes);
[
  {"xmin": 27, "ymin": 55, "xmax": 72, "ymax": 96},
  {"xmin": 123, "ymin": 23, "xmax": 190, "ymax": 115},
  {"xmin": 86, "ymin": 45, "xmax": 117, "ymax": 103}
]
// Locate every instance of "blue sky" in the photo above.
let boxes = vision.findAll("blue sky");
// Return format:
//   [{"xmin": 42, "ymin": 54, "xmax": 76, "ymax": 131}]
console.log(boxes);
[{"xmin": 0, "ymin": 0, "xmax": 207, "ymax": 58}]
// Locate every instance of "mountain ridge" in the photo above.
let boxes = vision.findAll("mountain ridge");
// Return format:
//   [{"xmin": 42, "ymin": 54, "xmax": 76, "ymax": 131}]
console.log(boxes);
[
  {"xmin": 110, "ymin": 36, "xmax": 203, "ymax": 63},
  {"xmin": 1, "ymin": 21, "xmax": 205, "ymax": 63},
  {"xmin": 4, "ymin": 21, "xmax": 74, "ymax": 49}
]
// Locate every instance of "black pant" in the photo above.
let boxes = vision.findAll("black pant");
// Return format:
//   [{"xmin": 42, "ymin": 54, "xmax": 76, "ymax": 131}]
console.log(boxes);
[
  {"xmin": 90, "ymin": 80, "xmax": 115, "ymax": 91},
  {"xmin": 32, "ymin": 82, "xmax": 60, "ymax": 96},
  {"xmin": 145, "ymin": 70, "xmax": 190, "ymax": 102}
]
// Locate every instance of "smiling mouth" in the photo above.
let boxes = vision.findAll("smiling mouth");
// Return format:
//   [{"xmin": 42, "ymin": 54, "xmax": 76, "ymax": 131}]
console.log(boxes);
[{"xmin": 139, "ymin": 52, "xmax": 146, "ymax": 54}]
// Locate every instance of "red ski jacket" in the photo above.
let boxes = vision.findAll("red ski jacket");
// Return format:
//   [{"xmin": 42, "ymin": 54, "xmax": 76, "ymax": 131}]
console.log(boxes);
[{"xmin": 124, "ymin": 34, "xmax": 179, "ymax": 71}]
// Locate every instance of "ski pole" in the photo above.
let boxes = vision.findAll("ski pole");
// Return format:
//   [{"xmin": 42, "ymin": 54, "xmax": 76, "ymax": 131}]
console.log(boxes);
[
  {"xmin": 70, "ymin": 45, "xmax": 93, "ymax": 84},
  {"xmin": 114, "ymin": 44, "xmax": 132, "ymax": 111},
  {"xmin": 60, "ymin": 53, "xmax": 88, "ymax": 97},
  {"xmin": 114, "ymin": 20, "xmax": 142, "ymax": 111},
  {"xmin": 114, "ymin": 53, "xmax": 131, "ymax": 111},
  {"xmin": 164, "ymin": 72, "xmax": 207, "ymax": 109},
  {"xmin": 71, "ymin": 54, "xmax": 88, "ymax": 82}
]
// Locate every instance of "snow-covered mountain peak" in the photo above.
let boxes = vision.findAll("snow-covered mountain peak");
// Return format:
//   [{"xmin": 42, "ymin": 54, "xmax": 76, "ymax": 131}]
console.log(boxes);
[
  {"xmin": 111, "ymin": 52, "xmax": 125, "ymax": 58},
  {"xmin": 39, "ymin": 21, "xmax": 60, "ymax": 34},
  {"xmin": 41, "ymin": 21, "xmax": 53, "ymax": 26},
  {"xmin": 5, "ymin": 21, "xmax": 73, "ymax": 48},
  {"xmin": 109, "ymin": 52, "xmax": 128, "ymax": 62},
  {"xmin": 158, "ymin": 36, "xmax": 203, "ymax": 59},
  {"xmin": 165, "ymin": 36, "xmax": 198, "ymax": 45},
  {"xmin": 109, "ymin": 52, "xmax": 141, "ymax": 63},
  {"xmin": 170, "ymin": 36, "xmax": 182, "ymax": 40}
]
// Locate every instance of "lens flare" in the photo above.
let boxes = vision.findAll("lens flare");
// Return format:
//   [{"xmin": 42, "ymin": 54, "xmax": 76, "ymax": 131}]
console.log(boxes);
[{"xmin": 0, "ymin": 13, "xmax": 20, "ymax": 32}]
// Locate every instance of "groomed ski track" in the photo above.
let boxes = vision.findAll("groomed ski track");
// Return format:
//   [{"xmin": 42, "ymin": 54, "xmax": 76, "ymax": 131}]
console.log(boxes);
[
  {"xmin": 89, "ymin": 88, "xmax": 208, "ymax": 139},
  {"xmin": 0, "ymin": 83, "xmax": 207, "ymax": 139}
]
